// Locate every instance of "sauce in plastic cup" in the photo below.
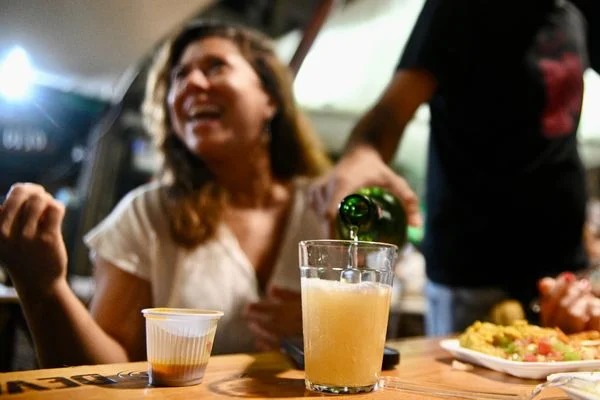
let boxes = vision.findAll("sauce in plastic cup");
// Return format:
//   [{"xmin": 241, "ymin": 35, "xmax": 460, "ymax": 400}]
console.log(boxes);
[{"xmin": 142, "ymin": 308, "xmax": 223, "ymax": 386}]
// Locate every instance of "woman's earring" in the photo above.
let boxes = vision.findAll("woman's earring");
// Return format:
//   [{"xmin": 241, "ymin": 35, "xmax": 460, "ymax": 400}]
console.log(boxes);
[{"xmin": 262, "ymin": 120, "xmax": 272, "ymax": 144}]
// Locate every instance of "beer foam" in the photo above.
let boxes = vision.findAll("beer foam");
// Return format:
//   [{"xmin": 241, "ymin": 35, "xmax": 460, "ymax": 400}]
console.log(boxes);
[{"xmin": 301, "ymin": 277, "xmax": 389, "ymax": 294}]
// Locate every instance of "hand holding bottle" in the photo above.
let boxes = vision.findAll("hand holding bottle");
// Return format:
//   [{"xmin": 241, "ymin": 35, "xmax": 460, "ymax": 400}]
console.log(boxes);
[
  {"xmin": 337, "ymin": 186, "xmax": 408, "ymax": 247},
  {"xmin": 308, "ymin": 144, "xmax": 422, "ymax": 230}
]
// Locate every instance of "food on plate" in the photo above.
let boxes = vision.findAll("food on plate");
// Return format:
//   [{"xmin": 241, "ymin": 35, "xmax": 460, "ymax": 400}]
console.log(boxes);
[{"xmin": 459, "ymin": 320, "xmax": 600, "ymax": 362}]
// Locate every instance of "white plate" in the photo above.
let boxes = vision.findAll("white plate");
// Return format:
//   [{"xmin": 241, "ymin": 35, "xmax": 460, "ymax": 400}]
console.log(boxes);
[
  {"xmin": 546, "ymin": 372, "xmax": 600, "ymax": 400},
  {"xmin": 440, "ymin": 339, "xmax": 600, "ymax": 380}
]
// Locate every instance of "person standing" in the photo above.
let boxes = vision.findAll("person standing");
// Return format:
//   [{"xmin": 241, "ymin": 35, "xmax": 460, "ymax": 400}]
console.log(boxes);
[{"xmin": 310, "ymin": 0, "xmax": 600, "ymax": 335}]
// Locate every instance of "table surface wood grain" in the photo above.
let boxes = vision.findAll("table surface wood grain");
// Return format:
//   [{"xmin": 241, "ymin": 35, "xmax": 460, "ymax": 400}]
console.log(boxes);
[{"xmin": 0, "ymin": 336, "xmax": 569, "ymax": 399}]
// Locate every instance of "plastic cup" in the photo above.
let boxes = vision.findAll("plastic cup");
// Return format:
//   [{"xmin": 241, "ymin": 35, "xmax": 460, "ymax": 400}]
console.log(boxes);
[
  {"xmin": 299, "ymin": 240, "xmax": 397, "ymax": 394},
  {"xmin": 142, "ymin": 308, "xmax": 223, "ymax": 386}
]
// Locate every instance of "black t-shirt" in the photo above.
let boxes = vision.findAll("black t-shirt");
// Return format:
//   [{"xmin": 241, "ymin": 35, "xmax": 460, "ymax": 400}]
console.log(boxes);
[{"xmin": 397, "ymin": 0, "xmax": 598, "ymax": 304}]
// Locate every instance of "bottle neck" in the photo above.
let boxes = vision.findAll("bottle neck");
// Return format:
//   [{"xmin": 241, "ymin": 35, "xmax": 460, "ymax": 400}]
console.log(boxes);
[
  {"xmin": 338, "ymin": 194, "xmax": 377, "ymax": 229},
  {"xmin": 337, "ymin": 187, "xmax": 408, "ymax": 247}
]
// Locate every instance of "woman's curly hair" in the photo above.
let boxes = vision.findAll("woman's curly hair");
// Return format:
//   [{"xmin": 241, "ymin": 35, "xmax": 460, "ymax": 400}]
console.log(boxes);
[{"xmin": 142, "ymin": 20, "xmax": 331, "ymax": 247}]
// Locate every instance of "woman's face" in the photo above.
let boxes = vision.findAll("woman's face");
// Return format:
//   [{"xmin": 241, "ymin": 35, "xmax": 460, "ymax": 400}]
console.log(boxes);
[{"xmin": 167, "ymin": 36, "xmax": 276, "ymax": 162}]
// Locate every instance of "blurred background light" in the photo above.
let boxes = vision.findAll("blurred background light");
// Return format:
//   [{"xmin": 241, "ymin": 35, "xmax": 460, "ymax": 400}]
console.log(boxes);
[{"xmin": 0, "ymin": 46, "xmax": 35, "ymax": 101}]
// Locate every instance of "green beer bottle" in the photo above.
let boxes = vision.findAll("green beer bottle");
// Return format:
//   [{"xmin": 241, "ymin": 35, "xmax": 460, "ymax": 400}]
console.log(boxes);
[{"xmin": 336, "ymin": 187, "xmax": 407, "ymax": 247}]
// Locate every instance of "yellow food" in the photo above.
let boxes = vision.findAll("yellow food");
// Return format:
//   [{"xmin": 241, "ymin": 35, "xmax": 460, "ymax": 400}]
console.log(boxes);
[{"xmin": 459, "ymin": 320, "xmax": 600, "ymax": 362}]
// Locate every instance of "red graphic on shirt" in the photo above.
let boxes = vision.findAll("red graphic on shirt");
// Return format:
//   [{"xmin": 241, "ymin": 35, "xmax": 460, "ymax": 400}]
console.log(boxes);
[{"xmin": 538, "ymin": 52, "xmax": 584, "ymax": 138}]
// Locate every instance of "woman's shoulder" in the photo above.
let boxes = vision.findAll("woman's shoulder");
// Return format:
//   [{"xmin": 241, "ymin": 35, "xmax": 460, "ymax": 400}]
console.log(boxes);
[
  {"xmin": 288, "ymin": 176, "xmax": 325, "ymax": 224},
  {"xmin": 118, "ymin": 180, "xmax": 165, "ymax": 208},
  {"xmin": 123, "ymin": 180, "xmax": 164, "ymax": 199},
  {"xmin": 85, "ymin": 180, "xmax": 168, "ymax": 243},
  {"xmin": 108, "ymin": 180, "xmax": 168, "ymax": 225},
  {"xmin": 291, "ymin": 175, "xmax": 314, "ymax": 192}
]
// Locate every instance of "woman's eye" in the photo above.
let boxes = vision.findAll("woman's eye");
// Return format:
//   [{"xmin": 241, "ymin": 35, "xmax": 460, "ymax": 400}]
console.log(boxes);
[
  {"xmin": 205, "ymin": 61, "xmax": 225, "ymax": 76},
  {"xmin": 170, "ymin": 66, "xmax": 188, "ymax": 82}
]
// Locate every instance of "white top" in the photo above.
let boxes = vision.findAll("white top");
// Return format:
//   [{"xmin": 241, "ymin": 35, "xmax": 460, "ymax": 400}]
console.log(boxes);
[{"xmin": 84, "ymin": 178, "xmax": 327, "ymax": 354}]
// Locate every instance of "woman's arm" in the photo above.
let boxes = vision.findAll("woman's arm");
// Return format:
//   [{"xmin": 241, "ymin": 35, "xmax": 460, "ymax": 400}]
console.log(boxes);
[
  {"xmin": 0, "ymin": 183, "xmax": 150, "ymax": 367},
  {"xmin": 89, "ymin": 258, "xmax": 151, "ymax": 362}
]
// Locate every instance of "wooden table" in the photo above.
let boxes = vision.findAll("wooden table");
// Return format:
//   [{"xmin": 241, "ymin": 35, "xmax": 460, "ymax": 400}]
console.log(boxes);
[{"xmin": 0, "ymin": 336, "xmax": 568, "ymax": 399}]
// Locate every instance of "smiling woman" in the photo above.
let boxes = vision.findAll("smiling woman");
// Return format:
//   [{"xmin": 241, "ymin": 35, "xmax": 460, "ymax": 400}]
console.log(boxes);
[
  {"xmin": 167, "ymin": 37, "xmax": 278, "ymax": 162},
  {"xmin": 0, "ymin": 19, "xmax": 333, "ymax": 370}
]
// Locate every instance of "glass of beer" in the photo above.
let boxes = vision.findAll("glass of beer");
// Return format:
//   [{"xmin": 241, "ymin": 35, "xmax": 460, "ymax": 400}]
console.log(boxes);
[{"xmin": 299, "ymin": 239, "xmax": 397, "ymax": 394}]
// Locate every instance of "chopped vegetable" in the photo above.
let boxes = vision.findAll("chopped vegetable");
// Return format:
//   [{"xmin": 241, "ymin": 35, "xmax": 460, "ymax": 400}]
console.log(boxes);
[{"xmin": 459, "ymin": 320, "xmax": 600, "ymax": 362}]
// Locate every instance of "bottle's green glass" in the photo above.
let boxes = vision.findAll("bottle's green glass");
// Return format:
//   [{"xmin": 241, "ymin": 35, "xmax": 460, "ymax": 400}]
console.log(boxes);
[{"xmin": 336, "ymin": 187, "xmax": 408, "ymax": 247}]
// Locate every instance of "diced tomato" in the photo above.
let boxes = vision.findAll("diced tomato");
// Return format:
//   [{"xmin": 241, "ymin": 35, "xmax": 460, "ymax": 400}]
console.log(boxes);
[
  {"xmin": 537, "ymin": 339, "xmax": 552, "ymax": 355},
  {"xmin": 523, "ymin": 353, "xmax": 538, "ymax": 362}
]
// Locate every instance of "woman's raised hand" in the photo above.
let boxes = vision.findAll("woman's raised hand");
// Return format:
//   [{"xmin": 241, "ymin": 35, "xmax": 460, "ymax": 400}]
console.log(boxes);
[{"xmin": 0, "ymin": 183, "xmax": 68, "ymax": 294}]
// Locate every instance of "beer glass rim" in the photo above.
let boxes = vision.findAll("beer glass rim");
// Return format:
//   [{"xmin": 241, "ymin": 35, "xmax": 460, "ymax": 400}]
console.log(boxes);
[{"xmin": 299, "ymin": 239, "xmax": 398, "ymax": 251}]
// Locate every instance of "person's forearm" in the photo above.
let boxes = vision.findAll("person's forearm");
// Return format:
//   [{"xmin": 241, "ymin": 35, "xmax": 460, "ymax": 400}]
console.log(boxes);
[
  {"xmin": 345, "ymin": 103, "xmax": 407, "ymax": 164},
  {"xmin": 345, "ymin": 69, "xmax": 436, "ymax": 163},
  {"xmin": 15, "ymin": 279, "xmax": 130, "ymax": 368}
]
